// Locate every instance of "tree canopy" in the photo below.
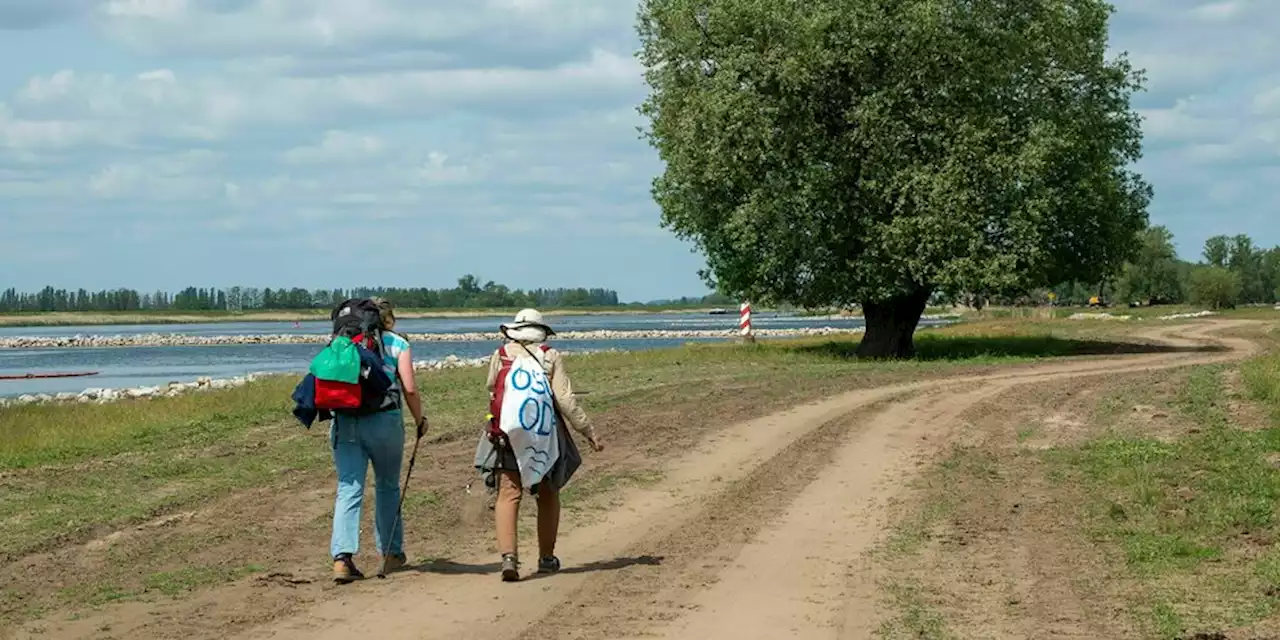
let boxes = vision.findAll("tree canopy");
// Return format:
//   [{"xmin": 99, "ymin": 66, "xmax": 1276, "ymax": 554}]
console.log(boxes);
[
  {"xmin": 1112, "ymin": 226, "xmax": 1182, "ymax": 305},
  {"xmin": 1188, "ymin": 267, "xmax": 1242, "ymax": 311},
  {"xmin": 637, "ymin": 0, "xmax": 1151, "ymax": 356},
  {"xmin": 984, "ymin": 227, "xmax": 1280, "ymax": 309}
]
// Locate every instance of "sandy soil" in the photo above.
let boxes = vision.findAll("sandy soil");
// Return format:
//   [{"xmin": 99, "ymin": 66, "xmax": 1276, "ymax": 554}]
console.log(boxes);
[{"xmin": 5, "ymin": 320, "xmax": 1260, "ymax": 640}]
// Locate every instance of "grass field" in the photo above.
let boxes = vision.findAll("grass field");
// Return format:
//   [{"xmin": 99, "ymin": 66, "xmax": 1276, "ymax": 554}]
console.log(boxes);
[{"xmin": 874, "ymin": 322, "xmax": 1280, "ymax": 639}]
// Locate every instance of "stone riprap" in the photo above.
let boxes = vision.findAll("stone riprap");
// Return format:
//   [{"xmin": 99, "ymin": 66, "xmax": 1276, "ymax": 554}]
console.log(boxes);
[
  {"xmin": 1068, "ymin": 310, "xmax": 1219, "ymax": 322},
  {"xmin": 0, "ymin": 326, "xmax": 868, "ymax": 349},
  {"xmin": 1155, "ymin": 310, "xmax": 1217, "ymax": 320},
  {"xmin": 0, "ymin": 350, "xmax": 621, "ymax": 408}
]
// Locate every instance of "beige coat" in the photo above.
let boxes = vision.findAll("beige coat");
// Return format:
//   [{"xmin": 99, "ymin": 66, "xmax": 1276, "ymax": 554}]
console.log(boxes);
[{"xmin": 485, "ymin": 342, "xmax": 595, "ymax": 441}]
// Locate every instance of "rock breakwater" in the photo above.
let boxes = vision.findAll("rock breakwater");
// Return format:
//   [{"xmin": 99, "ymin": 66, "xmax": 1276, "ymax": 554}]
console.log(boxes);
[{"xmin": 0, "ymin": 326, "xmax": 866, "ymax": 350}]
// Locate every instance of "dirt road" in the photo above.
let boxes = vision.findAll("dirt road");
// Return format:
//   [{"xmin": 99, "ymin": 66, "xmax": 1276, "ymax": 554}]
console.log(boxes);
[{"xmin": 195, "ymin": 319, "xmax": 1252, "ymax": 640}]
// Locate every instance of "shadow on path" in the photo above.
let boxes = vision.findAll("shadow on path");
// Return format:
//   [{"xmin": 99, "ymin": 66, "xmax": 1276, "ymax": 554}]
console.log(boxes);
[
  {"xmin": 412, "ymin": 555, "xmax": 664, "ymax": 580},
  {"xmin": 799, "ymin": 334, "xmax": 1227, "ymax": 362}
]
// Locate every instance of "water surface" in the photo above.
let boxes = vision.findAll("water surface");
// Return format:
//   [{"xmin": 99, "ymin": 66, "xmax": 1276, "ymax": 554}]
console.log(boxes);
[{"xmin": 0, "ymin": 312, "xmax": 943, "ymax": 398}]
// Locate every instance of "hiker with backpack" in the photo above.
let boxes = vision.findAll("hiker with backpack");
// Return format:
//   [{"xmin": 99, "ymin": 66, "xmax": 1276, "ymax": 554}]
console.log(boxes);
[
  {"xmin": 298, "ymin": 297, "xmax": 428, "ymax": 583},
  {"xmin": 475, "ymin": 309, "xmax": 603, "ymax": 582}
]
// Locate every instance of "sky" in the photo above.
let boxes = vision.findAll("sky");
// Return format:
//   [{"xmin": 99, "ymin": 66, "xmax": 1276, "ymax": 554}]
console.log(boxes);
[{"xmin": 0, "ymin": 1, "xmax": 1276, "ymax": 302}]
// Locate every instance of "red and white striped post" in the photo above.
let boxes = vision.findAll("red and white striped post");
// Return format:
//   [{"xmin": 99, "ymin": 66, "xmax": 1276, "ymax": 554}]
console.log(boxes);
[{"xmin": 739, "ymin": 301, "xmax": 755, "ymax": 344}]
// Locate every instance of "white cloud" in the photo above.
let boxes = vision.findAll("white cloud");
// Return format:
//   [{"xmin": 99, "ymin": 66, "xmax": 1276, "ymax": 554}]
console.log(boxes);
[
  {"xmin": 84, "ymin": 149, "xmax": 223, "ymax": 199},
  {"xmin": 137, "ymin": 68, "xmax": 176, "ymax": 83},
  {"xmin": 281, "ymin": 130, "xmax": 385, "ymax": 164},
  {"xmin": 1192, "ymin": 1, "xmax": 1245, "ymax": 22},
  {"xmin": 91, "ymin": 0, "xmax": 637, "ymax": 70},
  {"xmin": 418, "ymin": 151, "xmax": 476, "ymax": 185},
  {"xmin": 1253, "ymin": 85, "xmax": 1280, "ymax": 116},
  {"xmin": 103, "ymin": 0, "xmax": 186, "ymax": 19},
  {"xmin": 4, "ymin": 48, "xmax": 641, "ymax": 147},
  {"xmin": 0, "ymin": 102, "xmax": 124, "ymax": 150},
  {"xmin": 1140, "ymin": 99, "xmax": 1227, "ymax": 143}
]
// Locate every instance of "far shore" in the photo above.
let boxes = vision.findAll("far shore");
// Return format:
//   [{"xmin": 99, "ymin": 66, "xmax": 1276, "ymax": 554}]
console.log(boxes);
[{"xmin": 0, "ymin": 306, "xmax": 752, "ymax": 328}]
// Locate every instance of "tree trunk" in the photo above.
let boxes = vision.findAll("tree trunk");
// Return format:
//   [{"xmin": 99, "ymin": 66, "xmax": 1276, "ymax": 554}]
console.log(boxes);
[{"xmin": 856, "ymin": 289, "xmax": 932, "ymax": 359}]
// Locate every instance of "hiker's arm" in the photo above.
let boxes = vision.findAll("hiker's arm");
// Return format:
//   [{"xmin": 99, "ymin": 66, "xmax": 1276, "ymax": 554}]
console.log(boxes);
[
  {"xmin": 397, "ymin": 347, "xmax": 426, "ymax": 432},
  {"xmin": 549, "ymin": 356, "xmax": 599, "ymax": 448},
  {"xmin": 486, "ymin": 348, "xmax": 501, "ymax": 395}
]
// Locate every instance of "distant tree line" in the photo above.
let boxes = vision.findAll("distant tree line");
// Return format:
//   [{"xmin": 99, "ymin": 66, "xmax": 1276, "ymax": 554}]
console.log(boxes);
[
  {"xmin": 0, "ymin": 275, "xmax": 624, "ymax": 313},
  {"xmin": 645, "ymin": 293, "xmax": 737, "ymax": 307},
  {"xmin": 938, "ymin": 227, "xmax": 1280, "ymax": 311}
]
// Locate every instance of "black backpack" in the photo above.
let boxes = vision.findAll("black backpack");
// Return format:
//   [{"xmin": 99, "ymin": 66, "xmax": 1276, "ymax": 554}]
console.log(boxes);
[
  {"xmin": 331, "ymin": 298, "xmax": 383, "ymax": 347},
  {"xmin": 327, "ymin": 298, "xmax": 397, "ymax": 413}
]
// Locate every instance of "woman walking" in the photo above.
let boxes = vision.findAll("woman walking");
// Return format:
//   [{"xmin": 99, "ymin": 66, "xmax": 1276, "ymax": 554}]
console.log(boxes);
[
  {"xmin": 329, "ymin": 298, "xmax": 428, "ymax": 583},
  {"xmin": 479, "ymin": 309, "xmax": 603, "ymax": 582}
]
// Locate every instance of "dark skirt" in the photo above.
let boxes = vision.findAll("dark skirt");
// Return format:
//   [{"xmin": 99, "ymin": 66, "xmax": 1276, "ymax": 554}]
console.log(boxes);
[{"xmin": 474, "ymin": 424, "xmax": 581, "ymax": 495}]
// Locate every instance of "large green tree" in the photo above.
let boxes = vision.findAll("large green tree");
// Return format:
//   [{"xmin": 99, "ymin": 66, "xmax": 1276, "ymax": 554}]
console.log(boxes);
[
  {"xmin": 637, "ymin": 0, "xmax": 1151, "ymax": 357},
  {"xmin": 1264, "ymin": 248, "xmax": 1280, "ymax": 303},
  {"xmin": 1114, "ymin": 225, "xmax": 1183, "ymax": 304},
  {"xmin": 1203, "ymin": 236, "xmax": 1230, "ymax": 269},
  {"xmin": 1188, "ymin": 266, "xmax": 1242, "ymax": 310},
  {"xmin": 1203, "ymin": 234, "xmax": 1274, "ymax": 304},
  {"xmin": 1228, "ymin": 234, "xmax": 1266, "ymax": 303}
]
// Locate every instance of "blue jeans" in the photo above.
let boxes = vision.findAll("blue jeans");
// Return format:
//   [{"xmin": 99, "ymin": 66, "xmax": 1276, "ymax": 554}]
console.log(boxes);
[{"xmin": 329, "ymin": 409, "xmax": 405, "ymax": 559}]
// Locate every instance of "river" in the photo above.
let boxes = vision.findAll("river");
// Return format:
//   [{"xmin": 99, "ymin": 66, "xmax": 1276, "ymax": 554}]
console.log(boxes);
[{"xmin": 0, "ymin": 312, "xmax": 941, "ymax": 398}]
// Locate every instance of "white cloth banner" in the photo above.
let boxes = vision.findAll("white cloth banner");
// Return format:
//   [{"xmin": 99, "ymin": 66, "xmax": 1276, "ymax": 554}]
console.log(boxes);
[{"xmin": 499, "ymin": 352, "xmax": 561, "ymax": 488}]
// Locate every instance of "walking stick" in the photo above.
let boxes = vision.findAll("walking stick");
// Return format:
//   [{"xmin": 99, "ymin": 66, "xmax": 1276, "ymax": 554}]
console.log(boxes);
[{"xmin": 379, "ymin": 428, "xmax": 423, "ymax": 578}]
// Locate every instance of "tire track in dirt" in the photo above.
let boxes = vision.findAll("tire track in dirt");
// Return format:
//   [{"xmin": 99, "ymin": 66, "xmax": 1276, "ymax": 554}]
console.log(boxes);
[
  {"xmin": 607, "ymin": 382, "xmax": 1014, "ymax": 640},
  {"xmin": 28, "ymin": 320, "xmax": 1251, "ymax": 640}
]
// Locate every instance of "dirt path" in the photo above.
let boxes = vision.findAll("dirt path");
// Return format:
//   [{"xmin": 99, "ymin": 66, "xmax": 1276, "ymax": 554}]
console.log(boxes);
[{"xmin": 201, "ymin": 320, "xmax": 1254, "ymax": 640}]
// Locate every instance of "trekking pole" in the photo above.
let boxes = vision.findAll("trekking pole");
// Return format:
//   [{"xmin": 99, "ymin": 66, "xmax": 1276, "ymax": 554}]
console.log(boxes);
[{"xmin": 379, "ymin": 429, "xmax": 423, "ymax": 579}]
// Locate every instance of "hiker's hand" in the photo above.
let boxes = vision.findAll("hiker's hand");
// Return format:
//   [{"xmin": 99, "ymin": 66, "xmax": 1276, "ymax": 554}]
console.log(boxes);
[
  {"xmin": 588, "ymin": 434, "xmax": 604, "ymax": 452},
  {"xmin": 415, "ymin": 416, "xmax": 429, "ymax": 439}
]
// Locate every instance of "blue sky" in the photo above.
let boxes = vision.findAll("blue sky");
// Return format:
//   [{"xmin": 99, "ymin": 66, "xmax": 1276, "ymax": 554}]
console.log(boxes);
[{"xmin": 0, "ymin": 1, "xmax": 1275, "ymax": 302}]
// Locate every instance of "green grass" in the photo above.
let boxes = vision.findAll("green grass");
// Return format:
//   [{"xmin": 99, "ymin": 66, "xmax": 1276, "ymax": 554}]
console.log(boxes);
[
  {"xmin": 961, "ymin": 304, "xmax": 1210, "ymax": 321},
  {"xmin": 0, "ymin": 377, "xmax": 302, "ymax": 470},
  {"xmin": 52, "ymin": 563, "xmax": 265, "ymax": 609},
  {"xmin": 803, "ymin": 331, "xmax": 1204, "ymax": 361},
  {"xmin": 880, "ymin": 495, "xmax": 955, "ymax": 559},
  {"xmin": 1243, "ymin": 349, "xmax": 1280, "ymax": 422},
  {"xmin": 143, "ymin": 564, "xmax": 265, "ymax": 597},
  {"xmin": 1043, "ymin": 362, "xmax": 1280, "ymax": 637},
  {"xmin": 876, "ymin": 579, "xmax": 954, "ymax": 640}
]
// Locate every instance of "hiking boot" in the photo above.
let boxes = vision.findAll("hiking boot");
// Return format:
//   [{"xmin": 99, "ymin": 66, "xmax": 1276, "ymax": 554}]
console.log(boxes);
[
  {"xmin": 377, "ymin": 553, "xmax": 408, "ymax": 578},
  {"xmin": 537, "ymin": 556, "xmax": 561, "ymax": 574},
  {"xmin": 500, "ymin": 554, "xmax": 520, "ymax": 582},
  {"xmin": 333, "ymin": 554, "xmax": 364, "ymax": 584}
]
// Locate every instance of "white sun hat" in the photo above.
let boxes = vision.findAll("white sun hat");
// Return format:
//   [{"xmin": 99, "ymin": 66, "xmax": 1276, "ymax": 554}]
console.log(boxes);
[{"xmin": 500, "ymin": 308, "xmax": 557, "ymax": 336}]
